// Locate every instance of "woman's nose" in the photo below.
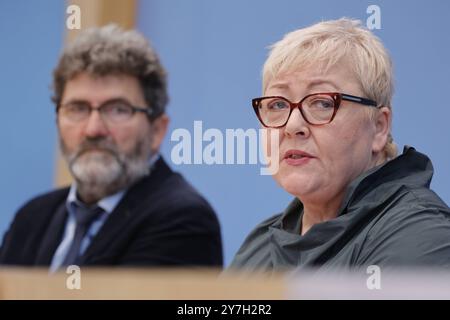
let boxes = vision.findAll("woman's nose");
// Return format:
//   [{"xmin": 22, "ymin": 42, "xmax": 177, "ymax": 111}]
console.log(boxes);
[{"xmin": 284, "ymin": 108, "xmax": 311, "ymax": 138}]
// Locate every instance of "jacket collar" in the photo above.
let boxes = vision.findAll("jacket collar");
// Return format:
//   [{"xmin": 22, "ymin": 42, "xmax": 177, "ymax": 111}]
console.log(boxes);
[
  {"xmin": 337, "ymin": 145, "xmax": 433, "ymax": 216},
  {"xmin": 76, "ymin": 156, "xmax": 173, "ymax": 264}
]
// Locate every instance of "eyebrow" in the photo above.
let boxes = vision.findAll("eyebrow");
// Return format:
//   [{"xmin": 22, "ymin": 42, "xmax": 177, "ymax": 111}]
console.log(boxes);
[
  {"xmin": 267, "ymin": 79, "xmax": 341, "ymax": 92},
  {"xmin": 61, "ymin": 97, "xmax": 133, "ymax": 106},
  {"xmin": 267, "ymin": 82, "xmax": 289, "ymax": 90},
  {"xmin": 305, "ymin": 79, "xmax": 340, "ymax": 91}
]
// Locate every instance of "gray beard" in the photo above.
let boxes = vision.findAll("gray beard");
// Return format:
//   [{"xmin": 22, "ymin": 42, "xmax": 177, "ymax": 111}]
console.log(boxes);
[{"xmin": 61, "ymin": 137, "xmax": 152, "ymax": 204}]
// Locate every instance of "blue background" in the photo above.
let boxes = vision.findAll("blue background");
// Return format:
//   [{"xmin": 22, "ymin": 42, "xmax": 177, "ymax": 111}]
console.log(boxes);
[
  {"xmin": 0, "ymin": 1, "xmax": 64, "ymax": 244},
  {"xmin": 1, "ymin": 0, "xmax": 449, "ymax": 266}
]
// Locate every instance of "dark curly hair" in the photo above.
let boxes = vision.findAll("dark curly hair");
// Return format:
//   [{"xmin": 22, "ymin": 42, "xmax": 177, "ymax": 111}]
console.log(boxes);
[{"xmin": 52, "ymin": 24, "xmax": 168, "ymax": 118}]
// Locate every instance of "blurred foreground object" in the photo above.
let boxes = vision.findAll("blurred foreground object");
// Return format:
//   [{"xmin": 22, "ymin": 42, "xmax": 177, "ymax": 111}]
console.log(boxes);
[{"xmin": 0, "ymin": 268, "xmax": 449, "ymax": 299}]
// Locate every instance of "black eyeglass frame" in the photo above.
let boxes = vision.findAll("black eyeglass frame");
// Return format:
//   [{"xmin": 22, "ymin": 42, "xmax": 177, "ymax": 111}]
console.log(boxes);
[{"xmin": 56, "ymin": 98, "xmax": 154, "ymax": 123}]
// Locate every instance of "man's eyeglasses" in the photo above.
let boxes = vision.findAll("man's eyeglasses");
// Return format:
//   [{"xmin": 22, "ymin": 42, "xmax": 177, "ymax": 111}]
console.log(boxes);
[
  {"xmin": 57, "ymin": 98, "xmax": 153, "ymax": 124},
  {"xmin": 252, "ymin": 92, "xmax": 379, "ymax": 128}
]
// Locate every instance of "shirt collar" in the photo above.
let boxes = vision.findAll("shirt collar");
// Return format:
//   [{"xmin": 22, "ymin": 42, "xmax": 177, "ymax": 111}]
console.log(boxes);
[
  {"xmin": 66, "ymin": 184, "xmax": 125, "ymax": 214},
  {"xmin": 148, "ymin": 152, "xmax": 160, "ymax": 168}
]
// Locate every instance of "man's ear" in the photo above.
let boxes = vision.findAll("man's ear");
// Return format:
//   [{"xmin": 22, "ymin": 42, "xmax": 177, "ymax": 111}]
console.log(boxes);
[
  {"xmin": 372, "ymin": 106, "xmax": 391, "ymax": 153},
  {"xmin": 151, "ymin": 114, "xmax": 169, "ymax": 153}
]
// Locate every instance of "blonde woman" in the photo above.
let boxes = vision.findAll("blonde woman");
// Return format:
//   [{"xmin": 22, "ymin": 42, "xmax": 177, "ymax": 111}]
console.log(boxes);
[{"xmin": 230, "ymin": 18, "xmax": 450, "ymax": 271}]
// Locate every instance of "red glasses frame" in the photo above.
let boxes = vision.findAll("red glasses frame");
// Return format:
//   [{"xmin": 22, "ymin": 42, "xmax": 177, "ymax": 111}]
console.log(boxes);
[{"xmin": 252, "ymin": 92, "xmax": 378, "ymax": 128}]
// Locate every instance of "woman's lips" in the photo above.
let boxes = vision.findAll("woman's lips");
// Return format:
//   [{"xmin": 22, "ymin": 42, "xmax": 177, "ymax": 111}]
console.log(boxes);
[{"xmin": 283, "ymin": 149, "xmax": 315, "ymax": 166}]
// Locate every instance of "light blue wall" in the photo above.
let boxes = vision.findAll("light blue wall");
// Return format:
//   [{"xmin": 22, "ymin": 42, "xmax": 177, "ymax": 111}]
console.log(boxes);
[
  {"xmin": 137, "ymin": 0, "xmax": 450, "ymax": 266},
  {"xmin": 0, "ymin": 1, "xmax": 64, "ymax": 239},
  {"xmin": 1, "ymin": 1, "xmax": 449, "ymax": 267}
]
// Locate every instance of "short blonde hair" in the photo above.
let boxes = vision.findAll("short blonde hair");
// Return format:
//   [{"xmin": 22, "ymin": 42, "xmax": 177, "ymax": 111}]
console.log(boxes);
[{"xmin": 262, "ymin": 18, "xmax": 397, "ymax": 159}]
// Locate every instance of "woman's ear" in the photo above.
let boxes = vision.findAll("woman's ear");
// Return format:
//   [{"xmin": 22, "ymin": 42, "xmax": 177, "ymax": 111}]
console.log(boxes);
[{"xmin": 372, "ymin": 106, "xmax": 391, "ymax": 154}]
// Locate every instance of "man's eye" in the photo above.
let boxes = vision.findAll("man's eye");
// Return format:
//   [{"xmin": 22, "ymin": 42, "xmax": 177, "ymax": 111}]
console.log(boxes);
[
  {"xmin": 107, "ymin": 104, "xmax": 132, "ymax": 114},
  {"xmin": 68, "ymin": 104, "xmax": 89, "ymax": 113}
]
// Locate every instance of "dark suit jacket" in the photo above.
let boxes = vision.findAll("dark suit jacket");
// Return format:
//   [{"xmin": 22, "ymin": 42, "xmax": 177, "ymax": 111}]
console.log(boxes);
[{"xmin": 0, "ymin": 157, "xmax": 223, "ymax": 267}]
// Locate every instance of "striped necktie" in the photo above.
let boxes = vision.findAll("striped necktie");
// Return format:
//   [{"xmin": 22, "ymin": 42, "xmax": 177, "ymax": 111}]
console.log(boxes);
[{"xmin": 61, "ymin": 204, "xmax": 104, "ymax": 266}]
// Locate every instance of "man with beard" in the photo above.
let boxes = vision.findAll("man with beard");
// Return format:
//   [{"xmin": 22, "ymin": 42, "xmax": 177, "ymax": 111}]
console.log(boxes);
[{"xmin": 0, "ymin": 25, "xmax": 223, "ymax": 270}]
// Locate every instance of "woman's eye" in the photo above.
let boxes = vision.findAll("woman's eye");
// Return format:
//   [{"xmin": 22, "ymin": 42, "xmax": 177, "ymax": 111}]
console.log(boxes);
[
  {"xmin": 312, "ymin": 99, "xmax": 334, "ymax": 109},
  {"xmin": 268, "ymin": 100, "xmax": 289, "ymax": 110}
]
